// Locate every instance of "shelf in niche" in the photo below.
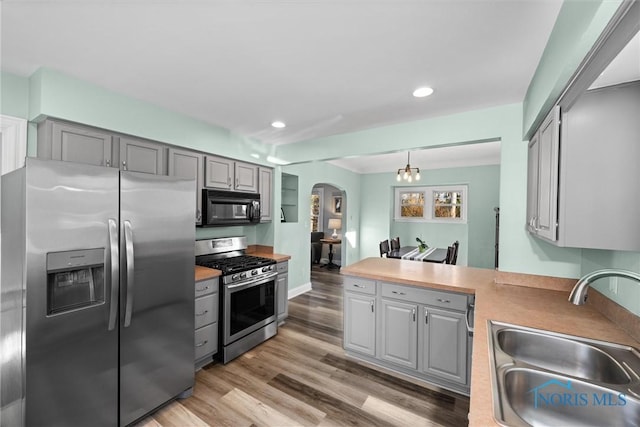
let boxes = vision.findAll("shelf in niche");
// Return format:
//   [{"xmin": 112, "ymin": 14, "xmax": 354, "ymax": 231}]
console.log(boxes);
[{"xmin": 281, "ymin": 172, "xmax": 299, "ymax": 223}]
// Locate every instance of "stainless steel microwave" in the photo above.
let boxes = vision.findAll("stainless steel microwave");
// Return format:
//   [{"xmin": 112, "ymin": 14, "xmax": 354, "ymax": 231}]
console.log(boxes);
[{"xmin": 201, "ymin": 189, "xmax": 261, "ymax": 227}]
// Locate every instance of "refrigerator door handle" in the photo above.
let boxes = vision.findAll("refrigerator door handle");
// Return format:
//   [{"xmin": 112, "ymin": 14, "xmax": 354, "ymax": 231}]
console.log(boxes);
[
  {"xmin": 123, "ymin": 220, "xmax": 135, "ymax": 328},
  {"xmin": 107, "ymin": 218, "xmax": 119, "ymax": 331}
]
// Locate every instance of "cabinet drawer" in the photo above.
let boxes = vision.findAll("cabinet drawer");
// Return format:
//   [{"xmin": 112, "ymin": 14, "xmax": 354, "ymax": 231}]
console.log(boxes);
[
  {"xmin": 343, "ymin": 277, "xmax": 376, "ymax": 295},
  {"xmin": 195, "ymin": 294, "xmax": 218, "ymax": 329},
  {"xmin": 195, "ymin": 323, "xmax": 218, "ymax": 360},
  {"xmin": 381, "ymin": 282, "xmax": 468, "ymax": 311},
  {"xmin": 277, "ymin": 261, "xmax": 288, "ymax": 273},
  {"xmin": 195, "ymin": 278, "xmax": 218, "ymax": 298}
]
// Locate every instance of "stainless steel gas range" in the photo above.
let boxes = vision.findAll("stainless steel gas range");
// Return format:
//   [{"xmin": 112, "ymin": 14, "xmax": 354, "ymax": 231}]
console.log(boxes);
[{"xmin": 195, "ymin": 237, "xmax": 277, "ymax": 363}]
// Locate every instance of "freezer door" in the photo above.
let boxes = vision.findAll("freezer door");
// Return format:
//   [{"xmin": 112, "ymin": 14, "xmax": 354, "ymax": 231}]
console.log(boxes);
[
  {"xmin": 22, "ymin": 158, "xmax": 120, "ymax": 427},
  {"xmin": 119, "ymin": 171, "xmax": 195, "ymax": 426}
]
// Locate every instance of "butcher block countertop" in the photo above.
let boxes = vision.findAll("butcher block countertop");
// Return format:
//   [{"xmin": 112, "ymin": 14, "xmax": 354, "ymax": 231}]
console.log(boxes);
[{"xmin": 341, "ymin": 257, "xmax": 640, "ymax": 426}]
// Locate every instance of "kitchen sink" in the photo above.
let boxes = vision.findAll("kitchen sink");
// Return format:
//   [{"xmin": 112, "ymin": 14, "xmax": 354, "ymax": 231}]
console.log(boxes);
[
  {"xmin": 502, "ymin": 368, "xmax": 640, "ymax": 427},
  {"xmin": 488, "ymin": 321, "xmax": 640, "ymax": 427},
  {"xmin": 496, "ymin": 328, "xmax": 630, "ymax": 384}
]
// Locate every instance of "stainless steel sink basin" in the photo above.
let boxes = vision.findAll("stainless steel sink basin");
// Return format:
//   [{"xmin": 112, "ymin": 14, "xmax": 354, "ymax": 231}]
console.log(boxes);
[
  {"xmin": 503, "ymin": 368, "xmax": 640, "ymax": 427},
  {"xmin": 488, "ymin": 321, "xmax": 640, "ymax": 427},
  {"xmin": 497, "ymin": 328, "xmax": 630, "ymax": 384}
]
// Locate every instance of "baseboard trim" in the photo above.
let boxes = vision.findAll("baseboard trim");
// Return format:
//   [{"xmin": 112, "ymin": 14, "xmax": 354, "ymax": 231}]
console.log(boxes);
[{"xmin": 288, "ymin": 282, "xmax": 312, "ymax": 299}]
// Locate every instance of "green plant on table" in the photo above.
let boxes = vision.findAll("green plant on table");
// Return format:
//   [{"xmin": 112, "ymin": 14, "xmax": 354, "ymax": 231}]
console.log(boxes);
[{"xmin": 416, "ymin": 237, "xmax": 428, "ymax": 252}]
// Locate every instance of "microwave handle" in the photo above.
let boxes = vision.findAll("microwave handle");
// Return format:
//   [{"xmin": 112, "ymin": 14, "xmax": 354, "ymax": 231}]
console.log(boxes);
[{"xmin": 249, "ymin": 201, "xmax": 260, "ymax": 221}]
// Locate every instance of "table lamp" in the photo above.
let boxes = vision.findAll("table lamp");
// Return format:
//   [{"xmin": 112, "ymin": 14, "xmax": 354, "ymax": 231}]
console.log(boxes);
[{"xmin": 328, "ymin": 218, "xmax": 342, "ymax": 239}]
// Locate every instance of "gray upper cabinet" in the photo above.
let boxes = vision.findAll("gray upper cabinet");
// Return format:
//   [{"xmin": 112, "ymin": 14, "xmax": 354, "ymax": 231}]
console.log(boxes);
[
  {"xmin": 526, "ymin": 107, "xmax": 559, "ymax": 242},
  {"xmin": 204, "ymin": 155, "xmax": 234, "ymax": 190},
  {"xmin": 527, "ymin": 81, "xmax": 640, "ymax": 251},
  {"xmin": 204, "ymin": 155, "xmax": 259, "ymax": 193},
  {"xmin": 259, "ymin": 167, "xmax": 273, "ymax": 222},
  {"xmin": 119, "ymin": 136, "xmax": 165, "ymax": 175},
  {"xmin": 557, "ymin": 81, "xmax": 640, "ymax": 251},
  {"xmin": 380, "ymin": 299, "xmax": 417, "ymax": 369},
  {"xmin": 168, "ymin": 148, "xmax": 203, "ymax": 224},
  {"xmin": 420, "ymin": 306, "xmax": 468, "ymax": 385},
  {"xmin": 38, "ymin": 120, "xmax": 116, "ymax": 167},
  {"xmin": 235, "ymin": 162, "xmax": 258, "ymax": 193}
]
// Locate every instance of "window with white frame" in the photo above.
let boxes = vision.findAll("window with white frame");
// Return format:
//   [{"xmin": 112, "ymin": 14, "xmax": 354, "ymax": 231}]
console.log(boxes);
[{"xmin": 394, "ymin": 185, "xmax": 467, "ymax": 223}]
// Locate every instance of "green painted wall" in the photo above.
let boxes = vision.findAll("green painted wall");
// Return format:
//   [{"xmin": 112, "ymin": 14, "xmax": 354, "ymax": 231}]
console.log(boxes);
[
  {"xmin": 27, "ymin": 68, "xmax": 279, "ymax": 164},
  {"xmin": 275, "ymin": 162, "xmax": 361, "ymax": 293},
  {"xmin": 581, "ymin": 249, "xmax": 640, "ymax": 316},
  {"xmin": 522, "ymin": 0, "xmax": 622, "ymax": 138},
  {"xmin": 1, "ymin": 71, "xmax": 29, "ymax": 118},
  {"xmin": 360, "ymin": 165, "xmax": 500, "ymax": 269}
]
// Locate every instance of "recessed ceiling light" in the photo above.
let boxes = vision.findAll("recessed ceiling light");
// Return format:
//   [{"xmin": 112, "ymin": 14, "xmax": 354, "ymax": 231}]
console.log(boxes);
[
  {"xmin": 413, "ymin": 87, "xmax": 434, "ymax": 98},
  {"xmin": 271, "ymin": 121, "xmax": 286, "ymax": 128}
]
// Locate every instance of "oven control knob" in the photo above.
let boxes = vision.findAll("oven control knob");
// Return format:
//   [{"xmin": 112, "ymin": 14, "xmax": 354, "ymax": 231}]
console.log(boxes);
[
  {"xmin": 240, "ymin": 272, "xmax": 247, "ymax": 279},
  {"xmin": 262, "ymin": 266, "xmax": 269, "ymax": 272},
  {"xmin": 252, "ymin": 269, "xmax": 258, "ymax": 276},
  {"xmin": 232, "ymin": 274, "xmax": 239, "ymax": 281}
]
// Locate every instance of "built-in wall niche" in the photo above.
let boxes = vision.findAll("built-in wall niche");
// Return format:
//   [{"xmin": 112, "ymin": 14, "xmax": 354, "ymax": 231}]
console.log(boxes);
[{"xmin": 281, "ymin": 173, "xmax": 299, "ymax": 223}]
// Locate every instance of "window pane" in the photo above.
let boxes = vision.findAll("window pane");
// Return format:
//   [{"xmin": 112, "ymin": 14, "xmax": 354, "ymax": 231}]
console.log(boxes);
[
  {"xmin": 400, "ymin": 192, "xmax": 424, "ymax": 218},
  {"xmin": 434, "ymin": 205, "xmax": 461, "ymax": 218},
  {"xmin": 433, "ymin": 191, "xmax": 462, "ymax": 219}
]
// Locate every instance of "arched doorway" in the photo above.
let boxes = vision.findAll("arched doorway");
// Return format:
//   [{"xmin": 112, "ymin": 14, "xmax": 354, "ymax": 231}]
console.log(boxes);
[{"xmin": 311, "ymin": 183, "xmax": 346, "ymax": 269}]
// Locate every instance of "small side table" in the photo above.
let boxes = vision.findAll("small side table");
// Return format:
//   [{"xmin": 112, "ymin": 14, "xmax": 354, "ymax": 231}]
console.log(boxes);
[{"xmin": 320, "ymin": 238, "xmax": 342, "ymax": 270}]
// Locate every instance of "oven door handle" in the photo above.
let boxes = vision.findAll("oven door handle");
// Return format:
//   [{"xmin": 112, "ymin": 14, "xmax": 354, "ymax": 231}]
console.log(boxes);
[{"xmin": 226, "ymin": 272, "xmax": 278, "ymax": 290}]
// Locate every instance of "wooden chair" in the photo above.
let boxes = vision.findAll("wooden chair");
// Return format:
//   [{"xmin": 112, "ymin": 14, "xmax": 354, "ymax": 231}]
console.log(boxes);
[
  {"xmin": 390, "ymin": 237, "xmax": 400, "ymax": 251},
  {"xmin": 379, "ymin": 239, "xmax": 390, "ymax": 257},
  {"xmin": 446, "ymin": 240, "xmax": 460, "ymax": 265}
]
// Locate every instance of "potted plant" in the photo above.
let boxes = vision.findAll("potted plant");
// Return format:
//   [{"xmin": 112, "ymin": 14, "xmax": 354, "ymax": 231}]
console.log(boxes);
[{"xmin": 416, "ymin": 237, "xmax": 428, "ymax": 252}]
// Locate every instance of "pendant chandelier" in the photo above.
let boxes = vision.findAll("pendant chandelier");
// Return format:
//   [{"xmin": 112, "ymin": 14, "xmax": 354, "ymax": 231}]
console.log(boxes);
[{"xmin": 396, "ymin": 151, "xmax": 420, "ymax": 182}]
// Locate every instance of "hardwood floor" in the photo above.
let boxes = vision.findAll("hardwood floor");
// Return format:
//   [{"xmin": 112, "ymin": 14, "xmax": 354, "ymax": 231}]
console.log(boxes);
[{"xmin": 136, "ymin": 266, "xmax": 470, "ymax": 427}]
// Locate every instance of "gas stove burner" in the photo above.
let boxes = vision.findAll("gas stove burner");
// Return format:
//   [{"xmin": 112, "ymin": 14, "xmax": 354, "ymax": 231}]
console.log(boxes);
[{"xmin": 197, "ymin": 255, "xmax": 276, "ymax": 274}]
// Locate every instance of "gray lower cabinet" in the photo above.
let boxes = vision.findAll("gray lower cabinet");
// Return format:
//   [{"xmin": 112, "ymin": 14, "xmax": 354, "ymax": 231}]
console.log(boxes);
[
  {"xmin": 344, "ymin": 277, "xmax": 377, "ymax": 356},
  {"xmin": 276, "ymin": 261, "xmax": 289, "ymax": 324},
  {"xmin": 37, "ymin": 120, "xmax": 116, "ymax": 167},
  {"xmin": 343, "ymin": 277, "xmax": 473, "ymax": 395},
  {"xmin": 421, "ymin": 306, "xmax": 468, "ymax": 385},
  {"xmin": 168, "ymin": 148, "xmax": 203, "ymax": 224},
  {"xmin": 194, "ymin": 277, "xmax": 219, "ymax": 370},
  {"xmin": 118, "ymin": 136, "xmax": 165, "ymax": 175},
  {"xmin": 380, "ymin": 299, "xmax": 417, "ymax": 369}
]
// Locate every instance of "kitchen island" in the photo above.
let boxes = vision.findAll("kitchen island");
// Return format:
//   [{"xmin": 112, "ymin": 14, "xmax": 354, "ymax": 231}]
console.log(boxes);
[{"xmin": 341, "ymin": 257, "xmax": 640, "ymax": 426}]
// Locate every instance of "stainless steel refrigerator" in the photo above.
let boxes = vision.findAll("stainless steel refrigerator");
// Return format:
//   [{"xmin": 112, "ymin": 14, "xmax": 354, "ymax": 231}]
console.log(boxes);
[{"xmin": 1, "ymin": 157, "xmax": 195, "ymax": 426}]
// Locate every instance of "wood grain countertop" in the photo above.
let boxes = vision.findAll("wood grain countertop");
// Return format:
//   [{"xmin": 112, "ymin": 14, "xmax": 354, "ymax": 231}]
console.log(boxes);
[
  {"xmin": 341, "ymin": 257, "xmax": 640, "ymax": 426},
  {"xmin": 195, "ymin": 265, "xmax": 221, "ymax": 281},
  {"xmin": 250, "ymin": 252, "xmax": 291, "ymax": 263}
]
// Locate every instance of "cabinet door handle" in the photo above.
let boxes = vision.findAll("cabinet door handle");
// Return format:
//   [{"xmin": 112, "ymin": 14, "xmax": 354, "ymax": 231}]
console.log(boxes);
[
  {"xmin": 106, "ymin": 159, "xmax": 111, "ymax": 167},
  {"xmin": 228, "ymin": 177, "xmax": 231, "ymax": 188},
  {"xmin": 370, "ymin": 301, "xmax": 374, "ymax": 312},
  {"xmin": 353, "ymin": 284, "xmax": 365, "ymax": 288},
  {"xmin": 465, "ymin": 302, "xmax": 475, "ymax": 337},
  {"xmin": 195, "ymin": 340, "xmax": 208, "ymax": 348},
  {"xmin": 122, "ymin": 160, "xmax": 127, "ymax": 170},
  {"xmin": 412, "ymin": 308, "xmax": 416, "ymax": 322},
  {"xmin": 436, "ymin": 298, "xmax": 450, "ymax": 304},
  {"xmin": 195, "ymin": 310, "xmax": 209, "ymax": 317},
  {"xmin": 392, "ymin": 291, "xmax": 406, "ymax": 295},
  {"xmin": 236, "ymin": 177, "xmax": 239, "ymax": 188},
  {"xmin": 424, "ymin": 308, "xmax": 429, "ymax": 324},
  {"xmin": 196, "ymin": 209, "xmax": 202, "ymax": 222},
  {"xmin": 197, "ymin": 286, "xmax": 210, "ymax": 293}
]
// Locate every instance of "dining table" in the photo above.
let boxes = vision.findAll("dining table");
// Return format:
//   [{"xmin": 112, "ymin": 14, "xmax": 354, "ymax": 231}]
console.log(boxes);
[{"xmin": 387, "ymin": 246, "xmax": 448, "ymax": 263}]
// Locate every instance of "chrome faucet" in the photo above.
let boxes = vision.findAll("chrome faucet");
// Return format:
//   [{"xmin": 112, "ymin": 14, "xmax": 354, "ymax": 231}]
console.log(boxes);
[{"xmin": 569, "ymin": 269, "xmax": 640, "ymax": 305}]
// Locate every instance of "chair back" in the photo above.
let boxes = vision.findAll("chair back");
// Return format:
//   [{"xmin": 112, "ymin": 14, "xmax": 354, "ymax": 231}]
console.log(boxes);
[
  {"xmin": 446, "ymin": 240, "xmax": 460, "ymax": 265},
  {"xmin": 390, "ymin": 237, "xmax": 400, "ymax": 251},
  {"xmin": 379, "ymin": 239, "xmax": 390, "ymax": 257}
]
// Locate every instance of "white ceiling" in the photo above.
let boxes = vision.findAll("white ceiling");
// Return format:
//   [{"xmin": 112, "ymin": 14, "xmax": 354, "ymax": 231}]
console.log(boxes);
[{"xmin": 1, "ymin": 1, "xmax": 562, "ymax": 146}]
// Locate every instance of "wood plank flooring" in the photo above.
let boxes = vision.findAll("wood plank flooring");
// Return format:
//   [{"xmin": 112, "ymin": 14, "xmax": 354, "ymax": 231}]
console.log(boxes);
[{"xmin": 136, "ymin": 266, "xmax": 470, "ymax": 427}]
